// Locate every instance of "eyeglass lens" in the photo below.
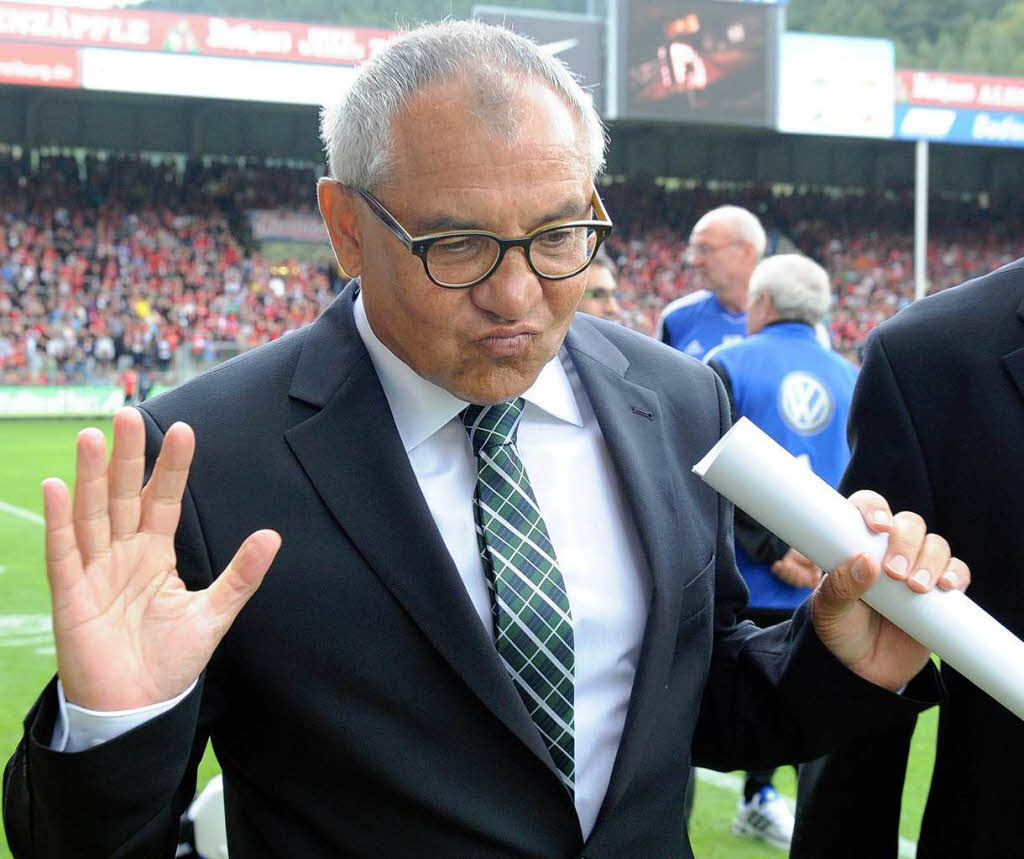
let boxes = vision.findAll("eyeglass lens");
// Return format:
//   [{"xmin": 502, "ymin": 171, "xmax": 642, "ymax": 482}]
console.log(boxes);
[{"xmin": 426, "ymin": 226, "xmax": 599, "ymax": 286}]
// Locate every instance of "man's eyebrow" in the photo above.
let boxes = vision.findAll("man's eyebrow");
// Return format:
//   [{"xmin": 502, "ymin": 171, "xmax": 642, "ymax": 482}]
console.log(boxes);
[
  {"xmin": 535, "ymin": 199, "xmax": 590, "ymax": 227},
  {"xmin": 411, "ymin": 214, "xmax": 482, "ymax": 234},
  {"xmin": 410, "ymin": 198, "xmax": 590, "ymax": 236}
]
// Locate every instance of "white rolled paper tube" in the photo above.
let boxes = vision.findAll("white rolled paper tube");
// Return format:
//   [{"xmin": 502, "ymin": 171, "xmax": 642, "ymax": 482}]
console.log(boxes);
[{"xmin": 693, "ymin": 416, "xmax": 1024, "ymax": 721}]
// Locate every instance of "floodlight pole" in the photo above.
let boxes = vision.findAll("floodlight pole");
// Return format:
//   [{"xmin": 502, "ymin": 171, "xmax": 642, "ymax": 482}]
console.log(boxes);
[
  {"xmin": 914, "ymin": 139, "xmax": 929, "ymax": 301},
  {"xmin": 605, "ymin": 0, "xmax": 618, "ymax": 118}
]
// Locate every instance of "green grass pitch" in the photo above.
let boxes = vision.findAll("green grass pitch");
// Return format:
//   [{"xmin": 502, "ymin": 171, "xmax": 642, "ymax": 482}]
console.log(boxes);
[{"xmin": 0, "ymin": 418, "xmax": 937, "ymax": 858}]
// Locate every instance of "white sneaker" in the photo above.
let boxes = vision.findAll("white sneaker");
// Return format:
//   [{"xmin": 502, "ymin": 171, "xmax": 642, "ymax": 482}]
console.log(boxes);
[{"xmin": 731, "ymin": 785, "xmax": 794, "ymax": 850}]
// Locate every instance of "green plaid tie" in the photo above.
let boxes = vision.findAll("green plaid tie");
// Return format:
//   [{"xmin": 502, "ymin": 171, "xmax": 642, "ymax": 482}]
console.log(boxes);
[{"xmin": 462, "ymin": 399, "xmax": 575, "ymax": 792}]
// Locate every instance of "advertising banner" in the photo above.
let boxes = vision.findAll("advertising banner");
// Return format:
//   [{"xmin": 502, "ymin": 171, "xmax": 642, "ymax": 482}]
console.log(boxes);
[
  {"xmin": 0, "ymin": 40, "xmax": 77, "ymax": 88},
  {"xmin": 778, "ymin": 33, "xmax": 893, "ymax": 138},
  {"xmin": 472, "ymin": 6, "xmax": 605, "ymax": 113},
  {"xmin": 896, "ymin": 69, "xmax": 1024, "ymax": 113},
  {"xmin": 618, "ymin": 0, "xmax": 780, "ymax": 126},
  {"xmin": 894, "ymin": 68, "xmax": 1024, "ymax": 147},
  {"xmin": 0, "ymin": 2, "xmax": 394, "ymax": 66},
  {"xmin": 249, "ymin": 210, "xmax": 328, "ymax": 243},
  {"xmin": 77, "ymin": 46, "xmax": 359, "ymax": 105},
  {"xmin": 0, "ymin": 385, "xmax": 125, "ymax": 417},
  {"xmin": 894, "ymin": 104, "xmax": 1024, "ymax": 147}
]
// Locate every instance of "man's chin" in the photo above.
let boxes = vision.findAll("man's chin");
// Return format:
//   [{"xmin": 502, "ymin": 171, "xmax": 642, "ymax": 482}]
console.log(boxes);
[{"xmin": 448, "ymin": 358, "xmax": 547, "ymax": 406}]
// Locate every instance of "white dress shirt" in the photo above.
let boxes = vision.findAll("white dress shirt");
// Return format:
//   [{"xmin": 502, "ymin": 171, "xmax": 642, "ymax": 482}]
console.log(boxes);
[{"xmin": 56, "ymin": 292, "xmax": 653, "ymax": 839}]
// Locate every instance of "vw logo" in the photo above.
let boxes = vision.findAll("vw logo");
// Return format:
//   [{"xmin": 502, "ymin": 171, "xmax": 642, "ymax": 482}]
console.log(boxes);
[{"xmin": 778, "ymin": 372, "xmax": 834, "ymax": 435}]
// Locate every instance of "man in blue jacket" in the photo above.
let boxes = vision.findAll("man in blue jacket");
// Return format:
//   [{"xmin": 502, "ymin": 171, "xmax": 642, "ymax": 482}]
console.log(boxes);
[
  {"xmin": 657, "ymin": 205, "xmax": 765, "ymax": 360},
  {"xmin": 706, "ymin": 253, "xmax": 857, "ymax": 850}
]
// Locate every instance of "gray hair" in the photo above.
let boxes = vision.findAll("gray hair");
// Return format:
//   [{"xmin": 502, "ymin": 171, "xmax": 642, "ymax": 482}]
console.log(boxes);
[
  {"xmin": 320, "ymin": 20, "xmax": 607, "ymax": 190},
  {"xmin": 693, "ymin": 205, "xmax": 767, "ymax": 259},
  {"xmin": 749, "ymin": 254, "xmax": 832, "ymax": 326}
]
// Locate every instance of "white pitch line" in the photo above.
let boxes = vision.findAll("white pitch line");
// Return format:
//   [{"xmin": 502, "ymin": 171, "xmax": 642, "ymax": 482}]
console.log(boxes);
[
  {"xmin": 695, "ymin": 768, "xmax": 917, "ymax": 858},
  {"xmin": 0, "ymin": 500, "xmax": 44, "ymax": 526}
]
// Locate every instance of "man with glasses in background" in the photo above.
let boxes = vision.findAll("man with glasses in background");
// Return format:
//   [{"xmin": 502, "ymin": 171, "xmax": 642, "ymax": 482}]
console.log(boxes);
[
  {"xmin": 657, "ymin": 205, "xmax": 766, "ymax": 360},
  {"xmin": 577, "ymin": 248, "xmax": 623, "ymax": 323},
  {"xmin": 6, "ymin": 21, "xmax": 966, "ymax": 859}
]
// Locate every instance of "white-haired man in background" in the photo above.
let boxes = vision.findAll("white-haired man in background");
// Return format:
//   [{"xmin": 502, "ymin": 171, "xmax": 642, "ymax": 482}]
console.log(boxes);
[{"xmin": 705, "ymin": 254, "xmax": 858, "ymax": 850}]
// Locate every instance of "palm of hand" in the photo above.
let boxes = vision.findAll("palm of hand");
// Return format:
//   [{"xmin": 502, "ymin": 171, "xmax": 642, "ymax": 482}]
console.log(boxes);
[{"xmin": 44, "ymin": 409, "xmax": 280, "ymax": 712}]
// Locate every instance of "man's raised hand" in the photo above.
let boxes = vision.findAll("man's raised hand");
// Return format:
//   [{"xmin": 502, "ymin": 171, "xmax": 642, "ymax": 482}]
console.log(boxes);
[{"xmin": 43, "ymin": 407, "xmax": 280, "ymax": 712}]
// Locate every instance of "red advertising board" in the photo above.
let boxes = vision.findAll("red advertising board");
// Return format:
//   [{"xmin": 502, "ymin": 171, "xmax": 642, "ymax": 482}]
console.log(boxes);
[
  {"xmin": 896, "ymin": 69, "xmax": 1024, "ymax": 113},
  {"xmin": 0, "ymin": 2, "xmax": 394, "ymax": 66},
  {"xmin": 0, "ymin": 41, "xmax": 77, "ymax": 87}
]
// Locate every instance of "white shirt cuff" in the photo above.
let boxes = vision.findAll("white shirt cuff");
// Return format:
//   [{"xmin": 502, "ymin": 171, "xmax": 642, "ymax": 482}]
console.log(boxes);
[{"xmin": 51, "ymin": 677, "xmax": 199, "ymax": 753}]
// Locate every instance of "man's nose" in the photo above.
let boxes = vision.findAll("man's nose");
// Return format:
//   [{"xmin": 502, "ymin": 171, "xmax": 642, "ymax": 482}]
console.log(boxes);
[{"xmin": 470, "ymin": 247, "xmax": 540, "ymax": 320}]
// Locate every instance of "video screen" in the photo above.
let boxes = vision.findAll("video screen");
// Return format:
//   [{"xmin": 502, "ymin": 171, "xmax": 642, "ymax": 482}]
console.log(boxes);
[{"xmin": 621, "ymin": 0, "xmax": 778, "ymax": 126}]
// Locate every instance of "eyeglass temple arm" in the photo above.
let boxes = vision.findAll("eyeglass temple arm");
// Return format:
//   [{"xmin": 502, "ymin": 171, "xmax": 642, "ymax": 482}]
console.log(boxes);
[{"xmin": 356, "ymin": 190, "xmax": 416, "ymax": 251}]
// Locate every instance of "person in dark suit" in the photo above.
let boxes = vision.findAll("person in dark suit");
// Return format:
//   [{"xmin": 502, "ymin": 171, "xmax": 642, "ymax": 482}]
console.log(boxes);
[
  {"xmin": 792, "ymin": 261, "xmax": 1024, "ymax": 859},
  {"xmin": 5, "ymin": 21, "xmax": 967, "ymax": 859}
]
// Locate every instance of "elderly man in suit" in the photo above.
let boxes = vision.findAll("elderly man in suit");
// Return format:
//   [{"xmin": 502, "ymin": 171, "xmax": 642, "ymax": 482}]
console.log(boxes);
[
  {"xmin": 792, "ymin": 260, "xmax": 1024, "ymax": 858},
  {"xmin": 5, "ymin": 21, "xmax": 967, "ymax": 859}
]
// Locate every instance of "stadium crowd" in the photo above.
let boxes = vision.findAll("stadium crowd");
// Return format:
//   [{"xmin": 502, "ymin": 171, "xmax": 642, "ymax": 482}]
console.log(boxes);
[
  {"xmin": 2, "ymin": 152, "xmax": 1022, "ymax": 384},
  {"xmin": 0, "ymin": 152, "xmax": 335, "ymax": 386}
]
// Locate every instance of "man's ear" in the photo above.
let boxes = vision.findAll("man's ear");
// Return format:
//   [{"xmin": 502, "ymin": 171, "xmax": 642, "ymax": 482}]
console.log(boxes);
[
  {"xmin": 756, "ymin": 290, "xmax": 777, "ymax": 319},
  {"xmin": 318, "ymin": 178, "xmax": 362, "ymax": 277}
]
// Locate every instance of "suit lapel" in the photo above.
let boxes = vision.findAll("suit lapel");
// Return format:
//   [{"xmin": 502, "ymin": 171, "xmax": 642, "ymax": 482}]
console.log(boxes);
[
  {"xmin": 564, "ymin": 320, "xmax": 698, "ymax": 819},
  {"xmin": 1002, "ymin": 297, "xmax": 1024, "ymax": 404},
  {"xmin": 284, "ymin": 284, "xmax": 555, "ymax": 772}
]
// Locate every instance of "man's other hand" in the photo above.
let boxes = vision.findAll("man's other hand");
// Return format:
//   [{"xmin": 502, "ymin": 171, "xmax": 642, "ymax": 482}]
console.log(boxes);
[{"xmin": 771, "ymin": 548, "xmax": 822, "ymax": 589}]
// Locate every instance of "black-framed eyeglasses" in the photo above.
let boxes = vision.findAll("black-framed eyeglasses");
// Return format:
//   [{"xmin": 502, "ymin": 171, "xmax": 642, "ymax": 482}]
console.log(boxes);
[
  {"xmin": 684, "ymin": 240, "xmax": 741, "ymax": 261},
  {"xmin": 352, "ymin": 186, "xmax": 613, "ymax": 289}
]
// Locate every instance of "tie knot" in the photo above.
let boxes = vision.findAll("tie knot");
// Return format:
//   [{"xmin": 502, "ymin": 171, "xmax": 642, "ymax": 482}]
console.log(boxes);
[{"xmin": 462, "ymin": 398, "xmax": 525, "ymax": 455}]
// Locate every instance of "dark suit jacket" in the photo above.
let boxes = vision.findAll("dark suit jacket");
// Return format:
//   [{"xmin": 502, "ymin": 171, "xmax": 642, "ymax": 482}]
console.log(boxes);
[
  {"xmin": 4, "ymin": 283, "xmax": 937, "ymax": 858},
  {"xmin": 792, "ymin": 261, "xmax": 1024, "ymax": 858}
]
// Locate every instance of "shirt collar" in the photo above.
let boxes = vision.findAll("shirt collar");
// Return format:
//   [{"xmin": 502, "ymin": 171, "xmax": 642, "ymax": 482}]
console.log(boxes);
[
  {"xmin": 353, "ymin": 291, "xmax": 582, "ymax": 453},
  {"xmin": 762, "ymin": 320, "xmax": 817, "ymax": 339}
]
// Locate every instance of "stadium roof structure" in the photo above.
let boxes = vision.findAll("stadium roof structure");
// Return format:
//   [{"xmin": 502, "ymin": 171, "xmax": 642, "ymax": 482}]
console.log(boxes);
[{"xmin": 1, "ymin": 0, "xmax": 1024, "ymax": 197}]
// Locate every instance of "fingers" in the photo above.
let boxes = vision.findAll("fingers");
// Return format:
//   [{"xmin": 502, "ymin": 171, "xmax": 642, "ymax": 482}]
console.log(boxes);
[
  {"xmin": 772, "ymin": 558, "xmax": 813, "ymax": 589},
  {"xmin": 43, "ymin": 477, "xmax": 84, "ymax": 595},
  {"xmin": 849, "ymin": 491, "xmax": 968, "ymax": 595},
  {"xmin": 205, "ymin": 530, "xmax": 281, "ymax": 632},
  {"xmin": 771, "ymin": 549, "xmax": 822, "ymax": 590},
  {"xmin": 109, "ymin": 408, "xmax": 146, "ymax": 541},
  {"xmin": 820, "ymin": 553, "xmax": 880, "ymax": 604},
  {"xmin": 884, "ymin": 513, "xmax": 952, "ymax": 594},
  {"xmin": 849, "ymin": 489, "xmax": 894, "ymax": 534},
  {"xmin": 72, "ymin": 427, "xmax": 111, "ymax": 565},
  {"xmin": 139, "ymin": 423, "xmax": 195, "ymax": 538},
  {"xmin": 882, "ymin": 510, "xmax": 927, "ymax": 582},
  {"xmin": 937, "ymin": 556, "xmax": 971, "ymax": 592},
  {"xmin": 795, "ymin": 564, "xmax": 822, "ymax": 589}
]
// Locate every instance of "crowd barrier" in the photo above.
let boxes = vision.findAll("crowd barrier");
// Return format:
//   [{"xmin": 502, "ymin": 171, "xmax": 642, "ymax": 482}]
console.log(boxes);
[{"xmin": 0, "ymin": 386, "xmax": 172, "ymax": 417}]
